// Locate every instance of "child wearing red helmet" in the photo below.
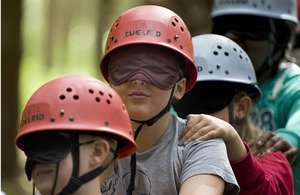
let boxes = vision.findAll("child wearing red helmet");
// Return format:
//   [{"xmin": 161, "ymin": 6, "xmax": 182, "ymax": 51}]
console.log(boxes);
[
  {"xmin": 100, "ymin": 5, "xmax": 239, "ymax": 195},
  {"xmin": 15, "ymin": 74, "xmax": 137, "ymax": 195}
]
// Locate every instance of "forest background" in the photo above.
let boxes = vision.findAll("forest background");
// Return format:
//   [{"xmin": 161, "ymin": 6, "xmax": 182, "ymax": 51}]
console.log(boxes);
[{"xmin": 1, "ymin": 0, "xmax": 214, "ymax": 194}]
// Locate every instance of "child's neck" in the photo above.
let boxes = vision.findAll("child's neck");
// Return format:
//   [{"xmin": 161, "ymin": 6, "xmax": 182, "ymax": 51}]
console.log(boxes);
[
  {"xmin": 73, "ymin": 178, "xmax": 102, "ymax": 195},
  {"xmin": 132, "ymin": 112, "xmax": 171, "ymax": 152}
]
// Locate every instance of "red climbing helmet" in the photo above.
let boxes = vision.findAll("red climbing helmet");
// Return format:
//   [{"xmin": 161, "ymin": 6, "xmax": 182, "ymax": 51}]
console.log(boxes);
[
  {"xmin": 15, "ymin": 74, "xmax": 137, "ymax": 158},
  {"xmin": 100, "ymin": 5, "xmax": 197, "ymax": 92}
]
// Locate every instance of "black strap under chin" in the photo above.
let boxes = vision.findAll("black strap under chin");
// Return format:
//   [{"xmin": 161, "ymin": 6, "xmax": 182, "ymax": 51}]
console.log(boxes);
[
  {"xmin": 130, "ymin": 86, "xmax": 174, "ymax": 127},
  {"xmin": 57, "ymin": 133, "xmax": 80, "ymax": 195},
  {"xmin": 58, "ymin": 133, "xmax": 118, "ymax": 195},
  {"xmin": 126, "ymin": 86, "xmax": 175, "ymax": 194},
  {"xmin": 58, "ymin": 153, "xmax": 117, "ymax": 195}
]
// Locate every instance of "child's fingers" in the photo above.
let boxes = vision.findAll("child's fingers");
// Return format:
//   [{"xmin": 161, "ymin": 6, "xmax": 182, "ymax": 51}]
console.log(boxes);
[
  {"xmin": 179, "ymin": 122, "xmax": 203, "ymax": 145},
  {"xmin": 179, "ymin": 124, "xmax": 214, "ymax": 146},
  {"xmin": 257, "ymin": 131, "xmax": 274, "ymax": 148},
  {"xmin": 179, "ymin": 130, "xmax": 203, "ymax": 146},
  {"xmin": 284, "ymin": 147, "xmax": 299, "ymax": 161},
  {"xmin": 198, "ymin": 130, "xmax": 219, "ymax": 141},
  {"xmin": 180, "ymin": 114, "xmax": 202, "ymax": 139}
]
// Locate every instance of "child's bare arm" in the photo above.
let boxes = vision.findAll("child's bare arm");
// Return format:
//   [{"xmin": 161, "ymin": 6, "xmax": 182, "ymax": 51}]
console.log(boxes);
[
  {"xmin": 180, "ymin": 174, "xmax": 224, "ymax": 195},
  {"xmin": 179, "ymin": 114, "xmax": 247, "ymax": 162}
]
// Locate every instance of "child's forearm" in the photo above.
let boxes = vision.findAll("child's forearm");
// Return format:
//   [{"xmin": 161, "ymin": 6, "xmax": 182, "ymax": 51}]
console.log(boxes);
[{"xmin": 226, "ymin": 133, "xmax": 248, "ymax": 162}]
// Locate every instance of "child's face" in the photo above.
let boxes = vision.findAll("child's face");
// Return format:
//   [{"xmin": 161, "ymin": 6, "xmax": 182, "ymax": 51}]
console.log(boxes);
[
  {"xmin": 108, "ymin": 44, "xmax": 183, "ymax": 120},
  {"xmin": 111, "ymin": 81, "xmax": 173, "ymax": 121},
  {"xmin": 31, "ymin": 151, "xmax": 73, "ymax": 195},
  {"xmin": 224, "ymin": 32, "xmax": 274, "ymax": 75},
  {"xmin": 26, "ymin": 132, "xmax": 73, "ymax": 195},
  {"xmin": 210, "ymin": 107, "xmax": 230, "ymax": 123},
  {"xmin": 25, "ymin": 132, "xmax": 93, "ymax": 195}
]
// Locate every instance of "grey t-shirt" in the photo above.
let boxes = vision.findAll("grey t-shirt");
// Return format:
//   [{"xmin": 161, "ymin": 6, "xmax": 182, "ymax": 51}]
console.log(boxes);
[{"xmin": 101, "ymin": 115, "xmax": 239, "ymax": 195}]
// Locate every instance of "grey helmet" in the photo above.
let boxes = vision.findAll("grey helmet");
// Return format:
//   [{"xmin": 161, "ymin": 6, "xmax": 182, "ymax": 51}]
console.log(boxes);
[
  {"xmin": 193, "ymin": 34, "xmax": 262, "ymax": 103},
  {"xmin": 211, "ymin": 0, "xmax": 298, "ymax": 25}
]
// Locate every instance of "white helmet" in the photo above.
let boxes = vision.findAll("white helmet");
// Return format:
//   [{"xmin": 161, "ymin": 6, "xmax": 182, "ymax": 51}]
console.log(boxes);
[
  {"xmin": 211, "ymin": 0, "xmax": 298, "ymax": 25},
  {"xmin": 193, "ymin": 34, "xmax": 261, "ymax": 103}
]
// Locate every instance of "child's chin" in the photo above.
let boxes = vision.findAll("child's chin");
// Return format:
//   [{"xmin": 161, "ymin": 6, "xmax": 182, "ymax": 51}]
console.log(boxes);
[{"xmin": 35, "ymin": 185, "xmax": 54, "ymax": 195}]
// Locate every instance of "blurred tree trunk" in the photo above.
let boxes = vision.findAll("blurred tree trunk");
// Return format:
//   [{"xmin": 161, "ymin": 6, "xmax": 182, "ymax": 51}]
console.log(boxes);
[
  {"xmin": 1, "ymin": 0, "xmax": 22, "ymax": 189},
  {"xmin": 145, "ymin": 0, "xmax": 213, "ymax": 36}
]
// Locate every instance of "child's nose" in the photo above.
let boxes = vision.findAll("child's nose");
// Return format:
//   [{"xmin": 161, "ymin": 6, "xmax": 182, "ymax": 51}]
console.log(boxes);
[{"xmin": 132, "ymin": 80, "xmax": 146, "ymax": 86}]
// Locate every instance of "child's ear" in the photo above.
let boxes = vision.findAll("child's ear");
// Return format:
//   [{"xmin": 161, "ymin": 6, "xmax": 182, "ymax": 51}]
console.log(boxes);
[
  {"xmin": 234, "ymin": 96, "xmax": 251, "ymax": 119},
  {"xmin": 90, "ymin": 139, "xmax": 110, "ymax": 166},
  {"xmin": 173, "ymin": 77, "xmax": 186, "ymax": 100}
]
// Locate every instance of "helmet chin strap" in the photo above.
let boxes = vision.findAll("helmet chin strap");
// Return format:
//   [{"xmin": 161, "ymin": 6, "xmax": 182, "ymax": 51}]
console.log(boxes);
[
  {"xmin": 57, "ymin": 133, "xmax": 117, "ymax": 195},
  {"xmin": 126, "ymin": 86, "xmax": 175, "ymax": 195},
  {"xmin": 228, "ymin": 99, "xmax": 237, "ymax": 129}
]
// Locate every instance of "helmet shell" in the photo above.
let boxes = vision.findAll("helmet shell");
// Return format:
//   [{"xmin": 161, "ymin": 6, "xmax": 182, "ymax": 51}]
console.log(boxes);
[
  {"xmin": 15, "ymin": 75, "xmax": 137, "ymax": 158},
  {"xmin": 211, "ymin": 0, "xmax": 298, "ymax": 25},
  {"xmin": 193, "ymin": 34, "xmax": 261, "ymax": 102},
  {"xmin": 100, "ymin": 5, "xmax": 197, "ymax": 92}
]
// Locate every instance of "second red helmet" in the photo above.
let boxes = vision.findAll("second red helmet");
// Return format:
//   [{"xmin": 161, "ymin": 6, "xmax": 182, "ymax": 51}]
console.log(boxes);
[{"xmin": 100, "ymin": 5, "xmax": 197, "ymax": 93}]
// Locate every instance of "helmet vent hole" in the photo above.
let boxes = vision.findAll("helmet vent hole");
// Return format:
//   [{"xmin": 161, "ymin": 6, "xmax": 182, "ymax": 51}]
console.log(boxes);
[
  {"xmin": 174, "ymin": 18, "xmax": 179, "ymax": 23},
  {"xmin": 248, "ymin": 76, "xmax": 251, "ymax": 80},
  {"xmin": 107, "ymin": 99, "xmax": 111, "ymax": 104},
  {"xmin": 73, "ymin": 95, "xmax": 79, "ymax": 100},
  {"xmin": 213, "ymin": 51, "xmax": 218, "ymax": 55},
  {"xmin": 89, "ymin": 89, "xmax": 94, "ymax": 94},
  {"xmin": 99, "ymin": 91, "xmax": 104, "ymax": 95},
  {"xmin": 224, "ymin": 52, "xmax": 229, "ymax": 56},
  {"xmin": 225, "ymin": 70, "xmax": 229, "ymax": 74},
  {"xmin": 267, "ymin": 5, "xmax": 271, "ymax": 10},
  {"xmin": 172, "ymin": 22, "xmax": 176, "ymax": 27},
  {"xmin": 109, "ymin": 94, "xmax": 113, "ymax": 98},
  {"xmin": 122, "ymin": 105, "xmax": 126, "ymax": 111},
  {"xmin": 246, "ymin": 58, "xmax": 249, "ymax": 61},
  {"xmin": 217, "ymin": 45, "xmax": 222, "ymax": 49},
  {"xmin": 60, "ymin": 95, "xmax": 66, "ymax": 100},
  {"xmin": 197, "ymin": 66, "xmax": 203, "ymax": 72},
  {"xmin": 233, "ymin": 48, "xmax": 237, "ymax": 52},
  {"xmin": 239, "ymin": 55, "xmax": 243, "ymax": 59},
  {"xmin": 253, "ymin": 3, "xmax": 257, "ymax": 8},
  {"xmin": 66, "ymin": 88, "xmax": 72, "ymax": 92},
  {"xmin": 95, "ymin": 97, "xmax": 100, "ymax": 102},
  {"xmin": 180, "ymin": 27, "xmax": 184, "ymax": 32}
]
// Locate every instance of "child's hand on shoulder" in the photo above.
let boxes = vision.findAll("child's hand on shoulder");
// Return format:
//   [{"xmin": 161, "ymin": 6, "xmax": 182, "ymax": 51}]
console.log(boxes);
[{"xmin": 179, "ymin": 114, "xmax": 236, "ymax": 146}]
